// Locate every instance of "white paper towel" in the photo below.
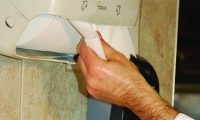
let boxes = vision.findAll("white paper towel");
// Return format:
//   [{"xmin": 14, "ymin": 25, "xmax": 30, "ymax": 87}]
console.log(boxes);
[
  {"xmin": 92, "ymin": 24, "xmax": 136, "ymax": 58},
  {"xmin": 69, "ymin": 20, "xmax": 106, "ymax": 59},
  {"xmin": 17, "ymin": 14, "xmax": 136, "ymax": 59},
  {"xmin": 17, "ymin": 15, "xmax": 81, "ymax": 54}
]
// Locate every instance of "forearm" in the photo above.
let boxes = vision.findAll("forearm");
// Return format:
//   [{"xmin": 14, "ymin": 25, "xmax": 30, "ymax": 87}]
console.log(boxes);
[{"xmin": 123, "ymin": 75, "xmax": 179, "ymax": 120}]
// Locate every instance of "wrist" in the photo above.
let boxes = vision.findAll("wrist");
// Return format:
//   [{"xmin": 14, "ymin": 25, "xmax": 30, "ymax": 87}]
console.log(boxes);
[
  {"xmin": 122, "ymin": 76, "xmax": 178, "ymax": 120},
  {"xmin": 141, "ymin": 97, "xmax": 179, "ymax": 120}
]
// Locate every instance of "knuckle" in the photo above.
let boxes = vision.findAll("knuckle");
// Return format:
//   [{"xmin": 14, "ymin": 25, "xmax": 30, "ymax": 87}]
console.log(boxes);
[
  {"xmin": 87, "ymin": 79, "xmax": 97, "ymax": 90},
  {"xmin": 87, "ymin": 86, "xmax": 98, "ymax": 98},
  {"xmin": 87, "ymin": 64, "xmax": 100, "ymax": 75}
]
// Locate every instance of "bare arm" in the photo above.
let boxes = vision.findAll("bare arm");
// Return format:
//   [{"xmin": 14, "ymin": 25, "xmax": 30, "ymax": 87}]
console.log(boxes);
[{"xmin": 78, "ymin": 31, "xmax": 178, "ymax": 120}]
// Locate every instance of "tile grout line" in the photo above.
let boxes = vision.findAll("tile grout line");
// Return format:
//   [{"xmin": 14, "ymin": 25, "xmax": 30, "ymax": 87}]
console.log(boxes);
[{"xmin": 19, "ymin": 60, "xmax": 24, "ymax": 120}]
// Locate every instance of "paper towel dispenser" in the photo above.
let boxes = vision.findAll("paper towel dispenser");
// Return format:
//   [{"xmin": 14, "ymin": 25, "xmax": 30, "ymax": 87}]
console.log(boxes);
[{"xmin": 0, "ymin": 0, "xmax": 141, "ymax": 64}]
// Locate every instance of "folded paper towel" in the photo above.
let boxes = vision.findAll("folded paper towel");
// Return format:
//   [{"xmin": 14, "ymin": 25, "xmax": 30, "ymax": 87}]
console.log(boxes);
[
  {"xmin": 16, "ymin": 14, "xmax": 136, "ymax": 61},
  {"xmin": 17, "ymin": 15, "xmax": 81, "ymax": 55},
  {"xmin": 69, "ymin": 20, "xmax": 106, "ymax": 59}
]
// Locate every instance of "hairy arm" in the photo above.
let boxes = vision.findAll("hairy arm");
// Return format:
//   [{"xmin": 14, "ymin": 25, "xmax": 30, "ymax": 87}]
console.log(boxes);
[{"xmin": 78, "ymin": 31, "xmax": 178, "ymax": 120}]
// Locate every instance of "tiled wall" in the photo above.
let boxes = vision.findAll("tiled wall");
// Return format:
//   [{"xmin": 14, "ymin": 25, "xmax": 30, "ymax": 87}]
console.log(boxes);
[
  {"xmin": 0, "ymin": 55, "xmax": 87, "ymax": 120},
  {"xmin": 0, "ymin": 56, "xmax": 21, "ymax": 120},
  {"xmin": 139, "ymin": 0, "xmax": 179, "ymax": 104}
]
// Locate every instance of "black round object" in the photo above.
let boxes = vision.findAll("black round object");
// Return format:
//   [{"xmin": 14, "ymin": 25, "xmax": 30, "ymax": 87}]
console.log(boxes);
[{"xmin": 129, "ymin": 54, "xmax": 159, "ymax": 93}]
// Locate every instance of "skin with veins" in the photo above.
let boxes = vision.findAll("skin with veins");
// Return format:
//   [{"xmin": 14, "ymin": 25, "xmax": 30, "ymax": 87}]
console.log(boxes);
[{"xmin": 78, "ymin": 31, "xmax": 179, "ymax": 120}]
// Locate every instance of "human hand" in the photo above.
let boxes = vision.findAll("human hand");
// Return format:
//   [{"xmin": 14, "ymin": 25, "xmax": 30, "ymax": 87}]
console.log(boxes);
[{"xmin": 78, "ymin": 31, "xmax": 148, "ymax": 106}]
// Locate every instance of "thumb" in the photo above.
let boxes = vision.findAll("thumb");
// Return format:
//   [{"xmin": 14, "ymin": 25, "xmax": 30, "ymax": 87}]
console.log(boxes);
[{"xmin": 96, "ymin": 31, "xmax": 124, "ymax": 60}]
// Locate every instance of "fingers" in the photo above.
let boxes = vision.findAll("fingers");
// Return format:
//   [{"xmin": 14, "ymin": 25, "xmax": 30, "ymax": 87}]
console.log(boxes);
[
  {"xmin": 77, "ymin": 55, "xmax": 88, "ymax": 78},
  {"xmin": 78, "ymin": 39, "xmax": 100, "ymax": 66},
  {"xmin": 78, "ymin": 30, "xmax": 126, "ymax": 69},
  {"xmin": 78, "ymin": 40, "xmax": 102, "ymax": 80}
]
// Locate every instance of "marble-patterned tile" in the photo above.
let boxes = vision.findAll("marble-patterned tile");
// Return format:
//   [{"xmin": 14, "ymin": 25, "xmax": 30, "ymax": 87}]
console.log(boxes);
[
  {"xmin": 0, "ymin": 55, "xmax": 21, "ymax": 120},
  {"xmin": 20, "ymin": 60, "xmax": 87, "ymax": 120},
  {"xmin": 139, "ymin": 0, "xmax": 179, "ymax": 104}
]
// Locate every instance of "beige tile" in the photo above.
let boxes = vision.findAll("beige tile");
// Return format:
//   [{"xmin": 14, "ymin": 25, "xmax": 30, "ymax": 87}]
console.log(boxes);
[
  {"xmin": 0, "ymin": 55, "xmax": 21, "ymax": 120},
  {"xmin": 139, "ymin": 0, "xmax": 179, "ymax": 104},
  {"xmin": 20, "ymin": 60, "xmax": 87, "ymax": 120}
]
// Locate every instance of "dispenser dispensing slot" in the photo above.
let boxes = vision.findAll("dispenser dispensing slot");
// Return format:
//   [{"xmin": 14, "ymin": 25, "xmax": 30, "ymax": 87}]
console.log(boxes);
[{"xmin": 16, "ymin": 48, "xmax": 79, "ymax": 64}]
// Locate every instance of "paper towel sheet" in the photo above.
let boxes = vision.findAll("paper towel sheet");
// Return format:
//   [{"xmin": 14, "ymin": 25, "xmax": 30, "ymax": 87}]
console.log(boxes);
[
  {"xmin": 92, "ymin": 25, "xmax": 136, "ymax": 58},
  {"xmin": 17, "ymin": 15, "xmax": 81, "ymax": 54},
  {"xmin": 17, "ymin": 14, "xmax": 136, "ymax": 60}
]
